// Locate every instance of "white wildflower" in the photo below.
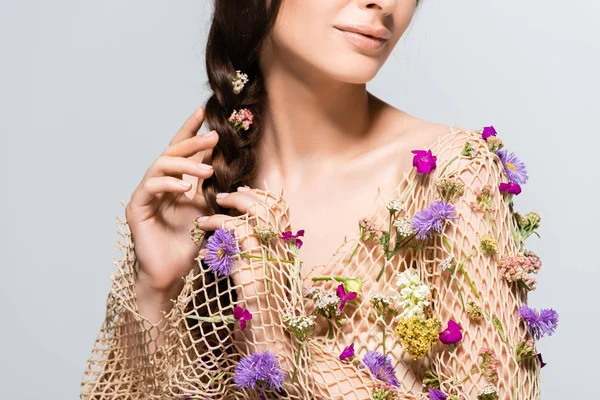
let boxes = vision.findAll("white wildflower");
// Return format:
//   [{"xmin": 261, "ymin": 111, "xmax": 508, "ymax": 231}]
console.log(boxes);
[
  {"xmin": 390, "ymin": 268, "xmax": 431, "ymax": 321},
  {"xmin": 439, "ymin": 254, "xmax": 456, "ymax": 271},
  {"xmin": 393, "ymin": 217, "xmax": 415, "ymax": 237}
]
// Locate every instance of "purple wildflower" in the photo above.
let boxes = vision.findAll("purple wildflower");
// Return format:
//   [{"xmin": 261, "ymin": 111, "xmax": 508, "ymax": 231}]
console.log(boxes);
[
  {"xmin": 497, "ymin": 149, "xmax": 528, "ymax": 185},
  {"xmin": 482, "ymin": 126, "xmax": 497, "ymax": 140},
  {"xmin": 411, "ymin": 200, "xmax": 459, "ymax": 240},
  {"xmin": 204, "ymin": 227, "xmax": 240, "ymax": 276},
  {"xmin": 233, "ymin": 306, "xmax": 253, "ymax": 330},
  {"xmin": 518, "ymin": 304, "xmax": 559, "ymax": 340},
  {"xmin": 499, "ymin": 182, "xmax": 522, "ymax": 195},
  {"xmin": 429, "ymin": 388, "xmax": 449, "ymax": 400},
  {"xmin": 280, "ymin": 229, "xmax": 304, "ymax": 249},
  {"xmin": 439, "ymin": 319, "xmax": 463, "ymax": 345},
  {"xmin": 537, "ymin": 353, "xmax": 547, "ymax": 368},
  {"xmin": 339, "ymin": 343, "xmax": 355, "ymax": 360},
  {"xmin": 233, "ymin": 351, "xmax": 286, "ymax": 394},
  {"xmin": 336, "ymin": 283, "xmax": 357, "ymax": 311},
  {"xmin": 411, "ymin": 149, "xmax": 437, "ymax": 174},
  {"xmin": 361, "ymin": 350, "xmax": 401, "ymax": 387}
]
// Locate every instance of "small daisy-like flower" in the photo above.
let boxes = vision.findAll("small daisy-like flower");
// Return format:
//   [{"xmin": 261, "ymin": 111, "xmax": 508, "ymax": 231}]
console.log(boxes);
[
  {"xmin": 438, "ymin": 254, "xmax": 456, "ymax": 271},
  {"xmin": 439, "ymin": 319, "xmax": 463, "ymax": 345},
  {"xmin": 361, "ymin": 350, "xmax": 401, "ymax": 387},
  {"xmin": 204, "ymin": 227, "xmax": 241, "ymax": 276},
  {"xmin": 479, "ymin": 234, "xmax": 498, "ymax": 255},
  {"xmin": 233, "ymin": 305, "xmax": 253, "ymax": 330},
  {"xmin": 466, "ymin": 301, "xmax": 484, "ymax": 322},
  {"xmin": 371, "ymin": 293, "xmax": 396, "ymax": 313},
  {"xmin": 411, "ymin": 149, "xmax": 437, "ymax": 174},
  {"xmin": 282, "ymin": 314, "xmax": 316, "ymax": 342},
  {"xmin": 339, "ymin": 343, "xmax": 355, "ymax": 360},
  {"xmin": 232, "ymin": 70, "xmax": 249, "ymax": 95},
  {"xmin": 481, "ymin": 126, "xmax": 497, "ymax": 140},
  {"xmin": 435, "ymin": 177, "xmax": 465, "ymax": 203},
  {"xmin": 429, "ymin": 388, "xmax": 449, "ymax": 400},
  {"xmin": 515, "ymin": 212, "xmax": 541, "ymax": 237},
  {"xmin": 306, "ymin": 288, "xmax": 342, "ymax": 319},
  {"xmin": 497, "ymin": 149, "xmax": 528, "ymax": 185},
  {"xmin": 228, "ymin": 108, "xmax": 254, "ymax": 132},
  {"xmin": 411, "ymin": 200, "xmax": 458, "ymax": 240},
  {"xmin": 477, "ymin": 384, "xmax": 498, "ymax": 400},
  {"xmin": 280, "ymin": 229, "xmax": 304, "ymax": 249},
  {"xmin": 394, "ymin": 316, "xmax": 441, "ymax": 360},
  {"xmin": 387, "ymin": 199, "xmax": 404, "ymax": 213},
  {"xmin": 499, "ymin": 182, "xmax": 521, "ymax": 195},
  {"xmin": 486, "ymin": 136, "xmax": 504, "ymax": 153},
  {"xmin": 233, "ymin": 351, "xmax": 285, "ymax": 395},
  {"xmin": 518, "ymin": 304, "xmax": 559, "ymax": 340}
]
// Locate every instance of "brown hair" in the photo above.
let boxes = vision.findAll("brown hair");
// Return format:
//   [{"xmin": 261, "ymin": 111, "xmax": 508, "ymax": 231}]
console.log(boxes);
[{"xmin": 201, "ymin": 0, "xmax": 284, "ymax": 215}]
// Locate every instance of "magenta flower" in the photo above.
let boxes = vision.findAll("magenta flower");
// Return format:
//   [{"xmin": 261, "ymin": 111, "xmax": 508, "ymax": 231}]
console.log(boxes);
[
  {"xmin": 411, "ymin": 149, "xmax": 437, "ymax": 174},
  {"xmin": 429, "ymin": 388, "xmax": 449, "ymax": 400},
  {"xmin": 339, "ymin": 343, "xmax": 355, "ymax": 360},
  {"xmin": 336, "ymin": 283, "xmax": 357, "ymax": 311},
  {"xmin": 279, "ymin": 229, "xmax": 304, "ymax": 249},
  {"xmin": 499, "ymin": 182, "xmax": 522, "ymax": 195},
  {"xmin": 537, "ymin": 353, "xmax": 547, "ymax": 368},
  {"xmin": 439, "ymin": 319, "xmax": 463, "ymax": 344},
  {"xmin": 233, "ymin": 305, "xmax": 253, "ymax": 330},
  {"xmin": 482, "ymin": 125, "xmax": 497, "ymax": 140}
]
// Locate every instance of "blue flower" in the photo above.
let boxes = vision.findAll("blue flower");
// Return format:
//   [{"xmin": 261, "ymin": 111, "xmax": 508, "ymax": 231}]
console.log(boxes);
[
  {"xmin": 361, "ymin": 350, "xmax": 400, "ymax": 387},
  {"xmin": 497, "ymin": 149, "xmax": 528, "ymax": 185},
  {"xmin": 204, "ymin": 227, "xmax": 240, "ymax": 276},
  {"xmin": 411, "ymin": 200, "xmax": 458, "ymax": 240},
  {"xmin": 233, "ymin": 351, "xmax": 286, "ymax": 394},
  {"xmin": 518, "ymin": 304, "xmax": 559, "ymax": 340}
]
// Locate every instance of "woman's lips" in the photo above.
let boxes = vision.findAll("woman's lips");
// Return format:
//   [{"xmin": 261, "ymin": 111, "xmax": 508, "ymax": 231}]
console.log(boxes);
[{"xmin": 335, "ymin": 27, "xmax": 387, "ymax": 51}]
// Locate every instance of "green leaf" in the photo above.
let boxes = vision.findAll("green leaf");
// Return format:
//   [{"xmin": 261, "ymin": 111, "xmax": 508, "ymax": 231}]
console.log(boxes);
[{"xmin": 491, "ymin": 314, "xmax": 506, "ymax": 343}]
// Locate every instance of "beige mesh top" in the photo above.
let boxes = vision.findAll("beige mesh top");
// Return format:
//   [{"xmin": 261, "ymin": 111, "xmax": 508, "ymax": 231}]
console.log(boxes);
[{"xmin": 80, "ymin": 127, "xmax": 544, "ymax": 399}]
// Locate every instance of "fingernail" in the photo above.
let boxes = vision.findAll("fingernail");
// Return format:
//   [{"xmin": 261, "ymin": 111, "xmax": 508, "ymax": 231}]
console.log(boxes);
[
  {"xmin": 196, "ymin": 216, "xmax": 209, "ymax": 222},
  {"xmin": 216, "ymin": 192, "xmax": 229, "ymax": 199},
  {"xmin": 206, "ymin": 130, "xmax": 216, "ymax": 137},
  {"xmin": 197, "ymin": 163, "xmax": 213, "ymax": 171},
  {"xmin": 237, "ymin": 186, "xmax": 251, "ymax": 192},
  {"xmin": 195, "ymin": 107, "xmax": 203, "ymax": 118}
]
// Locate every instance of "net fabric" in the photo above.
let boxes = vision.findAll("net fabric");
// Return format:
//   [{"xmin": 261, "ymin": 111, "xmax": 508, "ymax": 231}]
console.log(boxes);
[{"xmin": 81, "ymin": 127, "xmax": 542, "ymax": 399}]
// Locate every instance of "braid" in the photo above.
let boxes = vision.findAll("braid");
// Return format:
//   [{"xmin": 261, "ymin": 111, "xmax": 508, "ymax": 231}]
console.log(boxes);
[
  {"xmin": 184, "ymin": 0, "xmax": 284, "ymax": 359},
  {"xmin": 201, "ymin": 0, "xmax": 282, "ymax": 216}
]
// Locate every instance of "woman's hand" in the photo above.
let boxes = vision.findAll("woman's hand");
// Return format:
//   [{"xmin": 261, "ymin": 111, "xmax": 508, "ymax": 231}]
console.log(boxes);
[{"xmin": 125, "ymin": 106, "xmax": 219, "ymax": 297}]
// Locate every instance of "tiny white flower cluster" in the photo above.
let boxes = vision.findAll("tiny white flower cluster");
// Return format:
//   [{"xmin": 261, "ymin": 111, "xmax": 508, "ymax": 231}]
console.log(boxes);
[
  {"xmin": 283, "ymin": 314, "xmax": 316, "ymax": 341},
  {"xmin": 439, "ymin": 254, "xmax": 456, "ymax": 271},
  {"xmin": 393, "ymin": 217, "xmax": 415, "ymax": 237},
  {"xmin": 388, "ymin": 268, "xmax": 431, "ymax": 321},
  {"xmin": 387, "ymin": 199, "xmax": 405, "ymax": 213},
  {"xmin": 232, "ymin": 70, "xmax": 249, "ymax": 95},
  {"xmin": 305, "ymin": 287, "xmax": 342, "ymax": 318},
  {"xmin": 477, "ymin": 384, "xmax": 498, "ymax": 399}
]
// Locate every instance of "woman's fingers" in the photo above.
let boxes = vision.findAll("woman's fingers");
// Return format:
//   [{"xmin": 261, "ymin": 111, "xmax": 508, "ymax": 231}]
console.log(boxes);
[
  {"xmin": 168, "ymin": 106, "xmax": 206, "ymax": 146},
  {"xmin": 145, "ymin": 155, "xmax": 214, "ymax": 180},
  {"xmin": 130, "ymin": 176, "xmax": 195, "ymax": 208},
  {"xmin": 162, "ymin": 130, "xmax": 219, "ymax": 159}
]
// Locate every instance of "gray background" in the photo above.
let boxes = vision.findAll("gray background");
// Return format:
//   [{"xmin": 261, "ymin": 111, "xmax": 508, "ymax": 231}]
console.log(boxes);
[{"xmin": 1, "ymin": 0, "xmax": 597, "ymax": 398}]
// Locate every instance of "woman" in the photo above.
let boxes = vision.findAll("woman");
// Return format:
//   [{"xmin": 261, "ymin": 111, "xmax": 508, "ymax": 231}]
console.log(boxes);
[{"xmin": 81, "ymin": 1, "xmax": 554, "ymax": 399}]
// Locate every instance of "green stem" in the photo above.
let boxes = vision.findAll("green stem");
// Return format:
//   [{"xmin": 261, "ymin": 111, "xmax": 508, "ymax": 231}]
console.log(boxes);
[
  {"xmin": 346, "ymin": 242, "xmax": 361, "ymax": 265},
  {"xmin": 239, "ymin": 253, "xmax": 294, "ymax": 263},
  {"xmin": 375, "ymin": 258, "xmax": 389, "ymax": 282},
  {"xmin": 453, "ymin": 279, "xmax": 466, "ymax": 310},
  {"xmin": 381, "ymin": 319, "xmax": 386, "ymax": 355},
  {"xmin": 262, "ymin": 246, "xmax": 272, "ymax": 293},
  {"xmin": 438, "ymin": 155, "xmax": 460, "ymax": 178},
  {"xmin": 208, "ymin": 371, "xmax": 224, "ymax": 385},
  {"xmin": 291, "ymin": 341, "xmax": 303, "ymax": 383},
  {"xmin": 327, "ymin": 320, "xmax": 334, "ymax": 340},
  {"xmin": 442, "ymin": 235, "xmax": 452, "ymax": 252}
]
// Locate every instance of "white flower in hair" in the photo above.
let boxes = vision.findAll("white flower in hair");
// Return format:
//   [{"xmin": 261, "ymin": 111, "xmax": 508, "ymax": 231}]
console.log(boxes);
[{"xmin": 232, "ymin": 70, "xmax": 249, "ymax": 95}]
